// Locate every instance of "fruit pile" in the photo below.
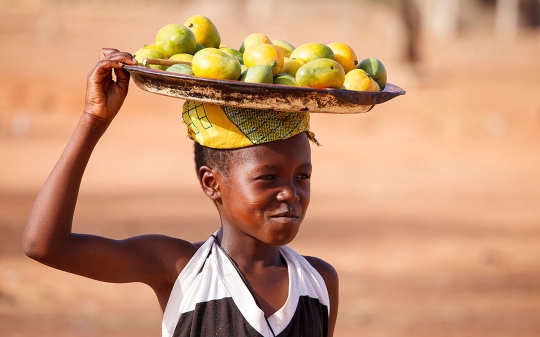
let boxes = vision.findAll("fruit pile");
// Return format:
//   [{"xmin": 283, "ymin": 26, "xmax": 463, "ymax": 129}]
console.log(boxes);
[{"xmin": 133, "ymin": 15, "xmax": 387, "ymax": 92}]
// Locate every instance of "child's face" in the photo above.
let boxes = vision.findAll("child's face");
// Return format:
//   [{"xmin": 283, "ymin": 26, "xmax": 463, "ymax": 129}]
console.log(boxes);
[{"xmin": 217, "ymin": 133, "xmax": 312, "ymax": 246}]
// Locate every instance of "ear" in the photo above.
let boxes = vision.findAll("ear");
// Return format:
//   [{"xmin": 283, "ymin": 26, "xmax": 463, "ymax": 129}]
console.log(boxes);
[{"xmin": 198, "ymin": 165, "xmax": 221, "ymax": 201}]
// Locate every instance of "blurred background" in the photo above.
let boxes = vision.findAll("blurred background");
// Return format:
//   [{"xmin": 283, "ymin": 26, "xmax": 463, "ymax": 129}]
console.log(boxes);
[{"xmin": 1, "ymin": 0, "xmax": 540, "ymax": 336}]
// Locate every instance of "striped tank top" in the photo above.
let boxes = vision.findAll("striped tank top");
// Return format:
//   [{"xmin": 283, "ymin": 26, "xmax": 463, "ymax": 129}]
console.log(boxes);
[{"xmin": 162, "ymin": 234, "xmax": 330, "ymax": 337}]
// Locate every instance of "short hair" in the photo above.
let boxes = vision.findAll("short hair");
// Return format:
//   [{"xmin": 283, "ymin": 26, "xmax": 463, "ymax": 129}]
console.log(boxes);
[{"xmin": 194, "ymin": 142, "xmax": 235, "ymax": 175}]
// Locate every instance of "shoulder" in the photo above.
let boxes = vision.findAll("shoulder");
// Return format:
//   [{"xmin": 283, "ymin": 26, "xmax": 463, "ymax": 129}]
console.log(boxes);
[
  {"xmin": 303, "ymin": 255, "xmax": 339, "ymax": 289},
  {"xmin": 126, "ymin": 233, "xmax": 198, "ymax": 255},
  {"xmin": 129, "ymin": 234, "xmax": 207, "ymax": 309},
  {"xmin": 125, "ymin": 234, "xmax": 201, "ymax": 280},
  {"xmin": 303, "ymin": 255, "xmax": 339, "ymax": 337}
]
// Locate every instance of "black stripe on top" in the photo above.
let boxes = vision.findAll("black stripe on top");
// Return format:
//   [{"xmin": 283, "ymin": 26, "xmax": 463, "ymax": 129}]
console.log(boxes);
[{"xmin": 172, "ymin": 295, "xmax": 328, "ymax": 337}]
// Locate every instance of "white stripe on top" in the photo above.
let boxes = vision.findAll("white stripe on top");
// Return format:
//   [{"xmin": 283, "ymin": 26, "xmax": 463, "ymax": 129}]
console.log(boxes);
[{"xmin": 162, "ymin": 233, "xmax": 330, "ymax": 337}]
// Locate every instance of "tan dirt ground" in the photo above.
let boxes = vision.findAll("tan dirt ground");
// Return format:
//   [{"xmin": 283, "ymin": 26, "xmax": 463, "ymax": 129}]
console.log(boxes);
[{"xmin": 1, "ymin": 0, "xmax": 540, "ymax": 336}]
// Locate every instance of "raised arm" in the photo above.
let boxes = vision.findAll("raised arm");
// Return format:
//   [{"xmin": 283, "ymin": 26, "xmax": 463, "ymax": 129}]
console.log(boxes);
[{"xmin": 23, "ymin": 49, "xmax": 196, "ymax": 307}]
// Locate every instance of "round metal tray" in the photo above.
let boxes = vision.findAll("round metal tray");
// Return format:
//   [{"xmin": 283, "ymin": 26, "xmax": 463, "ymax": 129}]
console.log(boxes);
[{"xmin": 124, "ymin": 65, "xmax": 405, "ymax": 114}]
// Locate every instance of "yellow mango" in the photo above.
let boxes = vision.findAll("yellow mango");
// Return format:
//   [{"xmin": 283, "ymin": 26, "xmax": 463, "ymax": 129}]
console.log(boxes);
[
  {"xmin": 327, "ymin": 42, "xmax": 358, "ymax": 73},
  {"xmin": 184, "ymin": 15, "xmax": 221, "ymax": 48},
  {"xmin": 272, "ymin": 39, "xmax": 295, "ymax": 58},
  {"xmin": 239, "ymin": 33, "xmax": 272, "ymax": 53},
  {"xmin": 342, "ymin": 69, "xmax": 380, "ymax": 92},
  {"xmin": 357, "ymin": 57, "xmax": 387, "ymax": 90},
  {"xmin": 290, "ymin": 42, "xmax": 334, "ymax": 63},
  {"xmin": 243, "ymin": 43, "xmax": 284, "ymax": 76},
  {"xmin": 191, "ymin": 48, "xmax": 241, "ymax": 80},
  {"xmin": 281, "ymin": 58, "xmax": 306, "ymax": 77},
  {"xmin": 295, "ymin": 58, "xmax": 345, "ymax": 89}
]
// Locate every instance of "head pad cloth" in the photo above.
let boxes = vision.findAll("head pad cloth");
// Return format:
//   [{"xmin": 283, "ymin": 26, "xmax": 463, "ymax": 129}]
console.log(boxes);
[{"xmin": 182, "ymin": 100, "xmax": 319, "ymax": 149}]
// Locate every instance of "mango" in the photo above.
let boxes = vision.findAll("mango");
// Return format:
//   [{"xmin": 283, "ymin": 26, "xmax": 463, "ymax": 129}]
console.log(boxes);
[
  {"xmin": 240, "ymin": 65, "xmax": 273, "ymax": 84},
  {"xmin": 155, "ymin": 24, "xmax": 196, "ymax": 58},
  {"xmin": 169, "ymin": 53, "xmax": 194, "ymax": 63},
  {"xmin": 357, "ymin": 57, "xmax": 387, "ymax": 90},
  {"xmin": 273, "ymin": 73, "xmax": 298, "ymax": 86},
  {"xmin": 290, "ymin": 42, "xmax": 334, "ymax": 63},
  {"xmin": 133, "ymin": 46, "xmax": 167, "ymax": 70},
  {"xmin": 296, "ymin": 58, "xmax": 345, "ymax": 89},
  {"xmin": 243, "ymin": 43, "xmax": 284, "ymax": 76},
  {"xmin": 342, "ymin": 69, "xmax": 380, "ymax": 92},
  {"xmin": 166, "ymin": 64, "xmax": 195, "ymax": 75},
  {"xmin": 191, "ymin": 48, "xmax": 241, "ymax": 80},
  {"xmin": 185, "ymin": 15, "xmax": 221, "ymax": 49},
  {"xmin": 327, "ymin": 42, "xmax": 358, "ymax": 73},
  {"xmin": 220, "ymin": 47, "xmax": 244, "ymax": 65},
  {"xmin": 272, "ymin": 39, "xmax": 295, "ymax": 58},
  {"xmin": 239, "ymin": 33, "xmax": 272, "ymax": 53},
  {"xmin": 193, "ymin": 43, "xmax": 206, "ymax": 54},
  {"xmin": 280, "ymin": 58, "xmax": 306, "ymax": 77}
]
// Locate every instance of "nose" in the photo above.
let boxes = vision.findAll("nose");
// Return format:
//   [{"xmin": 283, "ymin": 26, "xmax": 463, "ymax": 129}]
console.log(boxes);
[{"xmin": 276, "ymin": 184, "xmax": 300, "ymax": 203}]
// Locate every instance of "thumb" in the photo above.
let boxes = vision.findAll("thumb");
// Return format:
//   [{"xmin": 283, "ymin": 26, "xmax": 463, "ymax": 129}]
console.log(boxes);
[
  {"xmin": 114, "ymin": 66, "xmax": 131, "ymax": 94},
  {"xmin": 109, "ymin": 53, "xmax": 136, "ymax": 94}
]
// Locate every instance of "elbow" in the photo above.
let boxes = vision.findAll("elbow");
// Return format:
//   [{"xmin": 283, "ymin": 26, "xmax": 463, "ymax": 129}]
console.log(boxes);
[
  {"xmin": 22, "ymin": 231, "xmax": 50, "ymax": 263},
  {"xmin": 22, "ymin": 238, "xmax": 44, "ymax": 262}
]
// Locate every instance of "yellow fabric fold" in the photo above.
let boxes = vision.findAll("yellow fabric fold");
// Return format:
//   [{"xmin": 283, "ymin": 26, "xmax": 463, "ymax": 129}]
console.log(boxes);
[{"xmin": 182, "ymin": 100, "xmax": 319, "ymax": 149}]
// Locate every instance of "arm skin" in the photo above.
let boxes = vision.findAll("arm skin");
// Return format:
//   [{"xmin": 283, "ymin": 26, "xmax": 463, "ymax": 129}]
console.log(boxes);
[
  {"xmin": 22, "ymin": 49, "xmax": 341, "ymax": 329},
  {"xmin": 22, "ymin": 49, "xmax": 197, "ymax": 310},
  {"xmin": 305, "ymin": 256, "xmax": 339, "ymax": 337}
]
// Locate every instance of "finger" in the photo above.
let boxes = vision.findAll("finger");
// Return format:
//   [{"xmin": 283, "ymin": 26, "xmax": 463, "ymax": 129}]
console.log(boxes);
[
  {"xmin": 107, "ymin": 52, "xmax": 138, "ymax": 65},
  {"xmin": 100, "ymin": 48, "xmax": 120, "ymax": 61},
  {"xmin": 93, "ymin": 57, "xmax": 135, "ymax": 77},
  {"xmin": 88, "ymin": 59, "xmax": 123, "ymax": 85},
  {"xmin": 94, "ymin": 59, "xmax": 124, "ymax": 73}
]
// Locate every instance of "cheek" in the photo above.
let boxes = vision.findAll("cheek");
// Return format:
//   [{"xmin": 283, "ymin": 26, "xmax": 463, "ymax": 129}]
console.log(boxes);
[
  {"xmin": 222, "ymin": 180, "xmax": 269, "ymax": 209},
  {"xmin": 301, "ymin": 193, "xmax": 310, "ymax": 211},
  {"xmin": 244, "ymin": 190, "xmax": 276, "ymax": 212},
  {"xmin": 299, "ymin": 188, "xmax": 311, "ymax": 213},
  {"xmin": 299, "ymin": 183, "xmax": 311, "ymax": 199}
]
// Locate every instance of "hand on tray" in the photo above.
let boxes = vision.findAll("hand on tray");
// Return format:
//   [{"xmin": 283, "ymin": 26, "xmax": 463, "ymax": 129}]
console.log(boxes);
[{"xmin": 84, "ymin": 48, "xmax": 138, "ymax": 122}]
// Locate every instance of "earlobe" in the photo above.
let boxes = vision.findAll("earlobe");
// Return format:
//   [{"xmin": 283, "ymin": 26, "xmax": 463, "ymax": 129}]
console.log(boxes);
[{"xmin": 198, "ymin": 166, "xmax": 221, "ymax": 201}]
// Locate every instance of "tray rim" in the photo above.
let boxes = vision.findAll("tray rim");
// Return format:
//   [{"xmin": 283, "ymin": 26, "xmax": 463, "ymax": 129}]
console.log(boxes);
[{"xmin": 123, "ymin": 65, "xmax": 405, "ymax": 113}]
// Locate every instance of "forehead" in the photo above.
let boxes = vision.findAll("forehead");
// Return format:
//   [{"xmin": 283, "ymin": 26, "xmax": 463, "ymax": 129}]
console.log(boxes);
[{"xmin": 230, "ymin": 133, "xmax": 312, "ymax": 171}]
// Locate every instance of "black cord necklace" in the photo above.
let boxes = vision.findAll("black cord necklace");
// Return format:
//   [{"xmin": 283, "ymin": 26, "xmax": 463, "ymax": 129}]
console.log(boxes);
[{"xmin": 211, "ymin": 234, "xmax": 277, "ymax": 337}]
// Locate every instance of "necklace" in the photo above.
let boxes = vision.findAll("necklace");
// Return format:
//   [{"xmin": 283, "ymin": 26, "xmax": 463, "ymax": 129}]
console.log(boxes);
[{"xmin": 211, "ymin": 235, "xmax": 277, "ymax": 337}]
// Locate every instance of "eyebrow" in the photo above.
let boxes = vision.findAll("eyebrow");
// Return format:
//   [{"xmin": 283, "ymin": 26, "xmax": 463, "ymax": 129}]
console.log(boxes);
[
  {"xmin": 257, "ymin": 163, "xmax": 312, "ymax": 171},
  {"xmin": 297, "ymin": 163, "xmax": 313, "ymax": 170}
]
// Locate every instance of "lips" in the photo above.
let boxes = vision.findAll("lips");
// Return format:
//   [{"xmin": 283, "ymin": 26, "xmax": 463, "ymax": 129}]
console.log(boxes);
[{"xmin": 270, "ymin": 211, "xmax": 300, "ymax": 219}]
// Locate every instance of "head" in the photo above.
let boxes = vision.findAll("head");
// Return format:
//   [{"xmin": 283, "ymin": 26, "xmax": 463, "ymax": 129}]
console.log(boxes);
[
  {"xmin": 184, "ymin": 100, "xmax": 317, "ymax": 246},
  {"xmin": 194, "ymin": 141, "xmax": 235, "ymax": 175},
  {"xmin": 195, "ymin": 132, "xmax": 312, "ymax": 246}
]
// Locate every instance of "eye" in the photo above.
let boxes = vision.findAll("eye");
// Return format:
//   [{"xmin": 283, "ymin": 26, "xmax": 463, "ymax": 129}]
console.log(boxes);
[
  {"xmin": 258, "ymin": 175, "xmax": 275, "ymax": 181},
  {"xmin": 296, "ymin": 174, "xmax": 311, "ymax": 180}
]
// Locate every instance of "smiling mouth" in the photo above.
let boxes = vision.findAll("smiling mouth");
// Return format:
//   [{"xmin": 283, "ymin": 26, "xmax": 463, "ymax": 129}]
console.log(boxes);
[{"xmin": 271, "ymin": 211, "xmax": 300, "ymax": 219}]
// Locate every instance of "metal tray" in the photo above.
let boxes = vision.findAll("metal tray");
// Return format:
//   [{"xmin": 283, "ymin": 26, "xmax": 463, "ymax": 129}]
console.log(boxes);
[{"xmin": 124, "ymin": 65, "xmax": 405, "ymax": 114}]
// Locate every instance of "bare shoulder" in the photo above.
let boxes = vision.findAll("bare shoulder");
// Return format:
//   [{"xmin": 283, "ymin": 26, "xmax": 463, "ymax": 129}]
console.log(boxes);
[
  {"xmin": 110, "ymin": 234, "xmax": 200, "ymax": 286},
  {"xmin": 303, "ymin": 255, "xmax": 339, "ymax": 285},
  {"xmin": 130, "ymin": 234, "xmax": 200, "ymax": 275},
  {"xmin": 134, "ymin": 233, "xmax": 199, "ymax": 252},
  {"xmin": 303, "ymin": 255, "xmax": 339, "ymax": 337},
  {"xmin": 129, "ymin": 234, "xmax": 203, "ymax": 310}
]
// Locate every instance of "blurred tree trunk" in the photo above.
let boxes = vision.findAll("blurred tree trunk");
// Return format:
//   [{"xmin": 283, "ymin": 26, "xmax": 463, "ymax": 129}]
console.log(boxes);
[
  {"xmin": 432, "ymin": 0, "xmax": 460, "ymax": 38},
  {"xmin": 399, "ymin": 0, "xmax": 421, "ymax": 63},
  {"xmin": 521, "ymin": 0, "xmax": 540, "ymax": 28},
  {"xmin": 496, "ymin": 0, "xmax": 519, "ymax": 39}
]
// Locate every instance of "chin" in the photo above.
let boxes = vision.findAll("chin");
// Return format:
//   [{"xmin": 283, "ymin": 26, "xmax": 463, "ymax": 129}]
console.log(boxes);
[{"xmin": 267, "ymin": 225, "xmax": 300, "ymax": 246}]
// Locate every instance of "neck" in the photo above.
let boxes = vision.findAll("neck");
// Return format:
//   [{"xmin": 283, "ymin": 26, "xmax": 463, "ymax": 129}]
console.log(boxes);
[{"xmin": 215, "ymin": 227, "xmax": 285, "ymax": 271}]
